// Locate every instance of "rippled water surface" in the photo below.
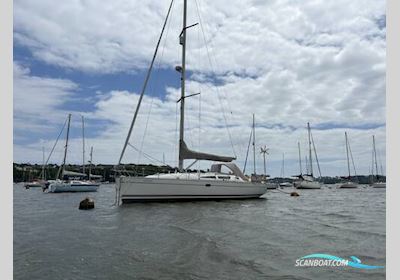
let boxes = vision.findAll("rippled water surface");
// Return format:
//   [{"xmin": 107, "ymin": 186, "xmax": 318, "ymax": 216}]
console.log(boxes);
[{"xmin": 14, "ymin": 183, "xmax": 385, "ymax": 280}]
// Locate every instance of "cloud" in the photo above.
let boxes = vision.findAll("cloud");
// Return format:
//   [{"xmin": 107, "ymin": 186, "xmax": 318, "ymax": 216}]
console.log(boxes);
[{"xmin": 13, "ymin": 62, "xmax": 79, "ymax": 139}]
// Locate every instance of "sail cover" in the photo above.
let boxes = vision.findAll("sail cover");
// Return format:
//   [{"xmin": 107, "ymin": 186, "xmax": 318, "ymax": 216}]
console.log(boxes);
[{"xmin": 179, "ymin": 140, "xmax": 235, "ymax": 162}]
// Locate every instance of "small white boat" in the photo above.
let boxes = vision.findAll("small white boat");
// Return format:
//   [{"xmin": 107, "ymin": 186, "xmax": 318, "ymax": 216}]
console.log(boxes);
[
  {"xmin": 293, "ymin": 124, "xmax": 321, "ymax": 190},
  {"xmin": 372, "ymin": 182, "xmax": 386, "ymax": 188},
  {"xmin": 24, "ymin": 181, "xmax": 46, "ymax": 188},
  {"xmin": 294, "ymin": 178, "xmax": 321, "ymax": 189},
  {"xmin": 45, "ymin": 114, "xmax": 100, "ymax": 193},
  {"xmin": 279, "ymin": 182, "xmax": 293, "ymax": 188},
  {"xmin": 265, "ymin": 182, "xmax": 278, "ymax": 189},
  {"xmin": 338, "ymin": 182, "xmax": 358, "ymax": 189},
  {"xmin": 48, "ymin": 180, "xmax": 99, "ymax": 193}
]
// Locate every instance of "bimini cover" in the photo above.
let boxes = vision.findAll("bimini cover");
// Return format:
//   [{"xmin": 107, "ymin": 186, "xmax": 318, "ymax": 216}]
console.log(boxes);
[
  {"xmin": 210, "ymin": 162, "xmax": 249, "ymax": 182},
  {"xmin": 179, "ymin": 140, "xmax": 235, "ymax": 162}
]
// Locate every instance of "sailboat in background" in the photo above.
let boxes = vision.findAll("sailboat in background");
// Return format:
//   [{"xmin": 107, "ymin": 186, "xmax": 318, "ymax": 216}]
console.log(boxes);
[
  {"xmin": 279, "ymin": 153, "xmax": 293, "ymax": 188},
  {"xmin": 260, "ymin": 145, "xmax": 278, "ymax": 189},
  {"xmin": 249, "ymin": 114, "xmax": 277, "ymax": 189},
  {"xmin": 115, "ymin": 0, "xmax": 268, "ymax": 203},
  {"xmin": 24, "ymin": 147, "xmax": 47, "ymax": 189},
  {"xmin": 294, "ymin": 123, "xmax": 321, "ymax": 189},
  {"xmin": 48, "ymin": 114, "xmax": 99, "ymax": 193},
  {"xmin": 370, "ymin": 135, "xmax": 386, "ymax": 188},
  {"xmin": 338, "ymin": 132, "xmax": 358, "ymax": 189}
]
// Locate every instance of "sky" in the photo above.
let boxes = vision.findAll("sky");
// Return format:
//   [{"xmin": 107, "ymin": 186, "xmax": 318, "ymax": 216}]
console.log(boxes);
[{"xmin": 13, "ymin": 0, "xmax": 386, "ymax": 177}]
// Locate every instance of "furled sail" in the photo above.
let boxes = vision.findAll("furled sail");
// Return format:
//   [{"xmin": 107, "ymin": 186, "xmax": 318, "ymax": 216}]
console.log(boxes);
[{"xmin": 179, "ymin": 140, "xmax": 235, "ymax": 162}]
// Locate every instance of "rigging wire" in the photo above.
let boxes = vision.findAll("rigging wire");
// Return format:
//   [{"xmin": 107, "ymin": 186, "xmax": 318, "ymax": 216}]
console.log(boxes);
[
  {"xmin": 185, "ymin": 107, "xmax": 196, "ymax": 149},
  {"xmin": 118, "ymin": 0, "xmax": 175, "ymax": 165},
  {"xmin": 137, "ymin": 97, "xmax": 155, "ymax": 164},
  {"xmin": 197, "ymin": 14, "xmax": 202, "ymax": 172},
  {"xmin": 174, "ymin": 102, "xmax": 178, "ymax": 167},
  {"xmin": 137, "ymin": 0, "xmax": 176, "ymax": 165},
  {"xmin": 243, "ymin": 129, "xmax": 253, "ymax": 174},
  {"xmin": 193, "ymin": 0, "xmax": 237, "ymax": 158},
  {"xmin": 127, "ymin": 143, "xmax": 165, "ymax": 165},
  {"xmin": 40, "ymin": 116, "xmax": 68, "ymax": 178},
  {"xmin": 376, "ymin": 147, "xmax": 385, "ymax": 175},
  {"xmin": 347, "ymin": 139, "xmax": 358, "ymax": 179},
  {"xmin": 198, "ymin": 93, "xmax": 201, "ymax": 171},
  {"xmin": 310, "ymin": 131, "xmax": 322, "ymax": 178},
  {"xmin": 194, "ymin": 0, "xmax": 235, "ymax": 118}
]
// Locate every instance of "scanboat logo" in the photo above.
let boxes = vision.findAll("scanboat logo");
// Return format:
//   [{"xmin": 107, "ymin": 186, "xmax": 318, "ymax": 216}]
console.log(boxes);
[{"xmin": 295, "ymin": 254, "xmax": 384, "ymax": 269}]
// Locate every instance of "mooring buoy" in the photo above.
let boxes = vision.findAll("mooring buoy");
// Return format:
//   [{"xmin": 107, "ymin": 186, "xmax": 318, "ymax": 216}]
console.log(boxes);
[
  {"xmin": 79, "ymin": 197, "xmax": 95, "ymax": 210},
  {"xmin": 290, "ymin": 192, "xmax": 300, "ymax": 197}
]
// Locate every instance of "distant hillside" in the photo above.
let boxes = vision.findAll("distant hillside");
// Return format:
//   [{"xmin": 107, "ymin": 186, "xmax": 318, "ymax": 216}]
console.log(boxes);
[
  {"xmin": 13, "ymin": 163, "xmax": 179, "ymax": 182},
  {"xmin": 13, "ymin": 163, "xmax": 385, "ymax": 184}
]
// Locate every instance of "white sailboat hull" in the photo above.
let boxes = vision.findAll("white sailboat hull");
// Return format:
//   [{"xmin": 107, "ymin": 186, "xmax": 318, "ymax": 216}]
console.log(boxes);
[
  {"xmin": 24, "ymin": 181, "xmax": 46, "ymax": 188},
  {"xmin": 338, "ymin": 182, "xmax": 358, "ymax": 189},
  {"xmin": 265, "ymin": 182, "xmax": 278, "ymax": 189},
  {"xmin": 372, "ymin": 182, "xmax": 386, "ymax": 188},
  {"xmin": 48, "ymin": 181, "xmax": 99, "ymax": 193},
  {"xmin": 117, "ymin": 177, "xmax": 268, "ymax": 202},
  {"xmin": 279, "ymin": 182, "xmax": 293, "ymax": 188},
  {"xmin": 294, "ymin": 180, "xmax": 321, "ymax": 189}
]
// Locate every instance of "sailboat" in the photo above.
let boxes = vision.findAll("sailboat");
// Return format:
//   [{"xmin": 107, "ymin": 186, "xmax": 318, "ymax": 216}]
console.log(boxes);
[
  {"xmin": 48, "ymin": 114, "xmax": 99, "ymax": 193},
  {"xmin": 279, "ymin": 153, "xmax": 293, "ymax": 188},
  {"xmin": 24, "ymin": 147, "xmax": 48, "ymax": 189},
  {"xmin": 256, "ymin": 121, "xmax": 278, "ymax": 189},
  {"xmin": 294, "ymin": 123, "xmax": 321, "ymax": 189},
  {"xmin": 115, "ymin": 0, "xmax": 268, "ymax": 203},
  {"xmin": 338, "ymin": 132, "xmax": 358, "ymax": 189},
  {"xmin": 370, "ymin": 135, "xmax": 386, "ymax": 188}
]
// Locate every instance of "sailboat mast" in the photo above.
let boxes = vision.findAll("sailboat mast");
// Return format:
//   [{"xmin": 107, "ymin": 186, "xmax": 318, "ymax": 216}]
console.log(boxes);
[
  {"xmin": 252, "ymin": 114, "xmax": 256, "ymax": 175},
  {"xmin": 373, "ymin": 135, "xmax": 379, "ymax": 176},
  {"xmin": 345, "ymin": 132, "xmax": 351, "ymax": 178},
  {"xmin": 178, "ymin": 0, "xmax": 188, "ymax": 171},
  {"xmin": 298, "ymin": 142, "xmax": 302, "ymax": 174},
  {"xmin": 42, "ymin": 146, "xmax": 45, "ymax": 180},
  {"xmin": 82, "ymin": 115, "xmax": 85, "ymax": 175},
  {"xmin": 305, "ymin": 155, "xmax": 308, "ymax": 174},
  {"xmin": 243, "ymin": 129, "xmax": 252, "ymax": 174},
  {"xmin": 89, "ymin": 146, "xmax": 93, "ymax": 181},
  {"xmin": 307, "ymin": 122, "xmax": 313, "ymax": 176},
  {"xmin": 262, "ymin": 151, "xmax": 266, "ymax": 179},
  {"xmin": 282, "ymin": 153, "xmax": 285, "ymax": 178},
  {"xmin": 60, "ymin": 113, "xmax": 71, "ymax": 180}
]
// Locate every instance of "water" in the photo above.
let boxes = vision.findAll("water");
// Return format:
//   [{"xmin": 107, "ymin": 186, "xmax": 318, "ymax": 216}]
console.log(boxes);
[{"xmin": 14, "ymin": 184, "xmax": 385, "ymax": 280}]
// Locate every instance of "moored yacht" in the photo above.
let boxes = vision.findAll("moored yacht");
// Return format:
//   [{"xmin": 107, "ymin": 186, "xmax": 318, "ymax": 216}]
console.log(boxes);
[
  {"xmin": 279, "ymin": 182, "xmax": 293, "ymax": 188},
  {"xmin": 294, "ymin": 175, "xmax": 321, "ymax": 189},
  {"xmin": 338, "ymin": 132, "xmax": 358, "ymax": 189},
  {"xmin": 47, "ymin": 114, "xmax": 99, "ymax": 193},
  {"xmin": 370, "ymin": 135, "xmax": 386, "ymax": 188},
  {"xmin": 293, "ymin": 125, "xmax": 321, "ymax": 189},
  {"xmin": 339, "ymin": 181, "xmax": 358, "ymax": 189},
  {"xmin": 115, "ymin": 0, "xmax": 268, "ymax": 203},
  {"xmin": 49, "ymin": 180, "xmax": 99, "ymax": 193},
  {"xmin": 372, "ymin": 182, "xmax": 386, "ymax": 188}
]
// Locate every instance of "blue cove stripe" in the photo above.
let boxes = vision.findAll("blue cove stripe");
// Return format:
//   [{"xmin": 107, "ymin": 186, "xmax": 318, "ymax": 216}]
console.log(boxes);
[
  {"xmin": 350, "ymin": 256, "xmax": 361, "ymax": 263},
  {"xmin": 300, "ymin": 254, "xmax": 384, "ymax": 269}
]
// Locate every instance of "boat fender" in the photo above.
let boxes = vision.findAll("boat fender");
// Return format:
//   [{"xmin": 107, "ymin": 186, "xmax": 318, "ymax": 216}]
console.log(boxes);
[
  {"xmin": 79, "ymin": 197, "xmax": 95, "ymax": 210},
  {"xmin": 290, "ymin": 192, "xmax": 300, "ymax": 197}
]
